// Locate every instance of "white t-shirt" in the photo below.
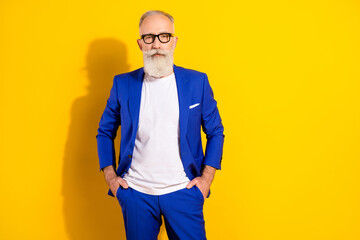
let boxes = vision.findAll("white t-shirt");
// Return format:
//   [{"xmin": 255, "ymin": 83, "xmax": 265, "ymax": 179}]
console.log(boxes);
[{"xmin": 122, "ymin": 72, "xmax": 190, "ymax": 195}]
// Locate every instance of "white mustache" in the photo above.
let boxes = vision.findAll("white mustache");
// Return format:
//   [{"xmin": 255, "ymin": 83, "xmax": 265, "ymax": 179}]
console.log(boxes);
[{"xmin": 143, "ymin": 49, "xmax": 169, "ymax": 57}]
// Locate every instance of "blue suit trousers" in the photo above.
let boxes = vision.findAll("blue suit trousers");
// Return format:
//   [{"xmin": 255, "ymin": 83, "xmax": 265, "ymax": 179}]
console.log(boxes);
[{"xmin": 116, "ymin": 186, "xmax": 207, "ymax": 240}]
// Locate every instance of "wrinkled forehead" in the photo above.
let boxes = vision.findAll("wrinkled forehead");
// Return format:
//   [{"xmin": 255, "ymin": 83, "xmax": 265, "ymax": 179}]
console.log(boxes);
[{"xmin": 139, "ymin": 14, "xmax": 175, "ymax": 35}]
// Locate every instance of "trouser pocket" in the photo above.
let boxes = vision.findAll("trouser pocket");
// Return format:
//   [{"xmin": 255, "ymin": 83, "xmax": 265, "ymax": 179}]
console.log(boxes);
[{"xmin": 193, "ymin": 185, "xmax": 205, "ymax": 202}]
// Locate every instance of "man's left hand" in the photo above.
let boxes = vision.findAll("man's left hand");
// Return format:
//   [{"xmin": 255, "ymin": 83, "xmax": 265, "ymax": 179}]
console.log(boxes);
[{"xmin": 186, "ymin": 165, "xmax": 216, "ymax": 200}]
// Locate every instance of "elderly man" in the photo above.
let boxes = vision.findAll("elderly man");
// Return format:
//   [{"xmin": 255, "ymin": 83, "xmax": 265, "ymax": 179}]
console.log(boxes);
[{"xmin": 96, "ymin": 10, "xmax": 224, "ymax": 240}]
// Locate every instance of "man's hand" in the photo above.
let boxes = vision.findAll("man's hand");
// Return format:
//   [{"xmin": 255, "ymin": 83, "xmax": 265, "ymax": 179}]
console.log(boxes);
[
  {"xmin": 186, "ymin": 165, "xmax": 216, "ymax": 200},
  {"xmin": 103, "ymin": 165, "xmax": 129, "ymax": 196}
]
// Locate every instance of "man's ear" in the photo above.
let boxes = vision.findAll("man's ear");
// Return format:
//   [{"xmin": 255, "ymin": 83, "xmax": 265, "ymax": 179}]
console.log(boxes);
[
  {"xmin": 137, "ymin": 39, "xmax": 142, "ymax": 50},
  {"xmin": 174, "ymin": 36, "xmax": 178, "ymax": 48}
]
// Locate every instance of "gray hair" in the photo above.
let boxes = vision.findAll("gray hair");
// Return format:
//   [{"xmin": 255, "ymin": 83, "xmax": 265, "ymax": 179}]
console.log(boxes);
[{"xmin": 139, "ymin": 10, "xmax": 174, "ymax": 28}]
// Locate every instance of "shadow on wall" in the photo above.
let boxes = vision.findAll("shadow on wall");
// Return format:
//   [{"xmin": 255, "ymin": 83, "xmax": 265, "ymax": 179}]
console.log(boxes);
[{"xmin": 62, "ymin": 38, "xmax": 130, "ymax": 240}]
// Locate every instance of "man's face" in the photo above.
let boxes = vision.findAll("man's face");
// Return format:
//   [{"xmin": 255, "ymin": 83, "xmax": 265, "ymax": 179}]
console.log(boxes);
[
  {"xmin": 137, "ymin": 14, "xmax": 177, "ymax": 52},
  {"xmin": 137, "ymin": 14, "xmax": 178, "ymax": 78}
]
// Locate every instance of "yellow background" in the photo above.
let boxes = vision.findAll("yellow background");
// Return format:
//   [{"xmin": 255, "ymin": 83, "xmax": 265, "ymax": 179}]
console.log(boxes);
[{"xmin": 1, "ymin": 0, "xmax": 360, "ymax": 239}]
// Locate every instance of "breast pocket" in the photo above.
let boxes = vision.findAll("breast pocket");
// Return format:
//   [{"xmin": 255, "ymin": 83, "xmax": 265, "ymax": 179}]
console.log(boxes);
[
  {"xmin": 189, "ymin": 103, "xmax": 200, "ymax": 109},
  {"xmin": 189, "ymin": 103, "xmax": 201, "ymax": 117}
]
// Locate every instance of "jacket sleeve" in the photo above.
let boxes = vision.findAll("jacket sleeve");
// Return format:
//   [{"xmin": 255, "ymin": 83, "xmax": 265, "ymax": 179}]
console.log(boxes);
[
  {"xmin": 96, "ymin": 76, "xmax": 121, "ymax": 172},
  {"xmin": 201, "ymin": 73, "xmax": 225, "ymax": 170}
]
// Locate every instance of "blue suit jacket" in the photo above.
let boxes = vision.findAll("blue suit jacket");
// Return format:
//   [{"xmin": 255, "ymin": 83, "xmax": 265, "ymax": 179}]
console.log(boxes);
[{"xmin": 96, "ymin": 64, "xmax": 224, "ymax": 197}]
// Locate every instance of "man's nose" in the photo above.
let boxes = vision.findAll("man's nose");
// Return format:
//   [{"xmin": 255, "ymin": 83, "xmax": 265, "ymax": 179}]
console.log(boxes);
[{"xmin": 151, "ymin": 37, "xmax": 161, "ymax": 49}]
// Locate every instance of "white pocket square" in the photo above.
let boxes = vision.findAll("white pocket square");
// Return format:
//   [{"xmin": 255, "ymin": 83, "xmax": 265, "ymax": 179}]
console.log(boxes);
[{"xmin": 189, "ymin": 103, "xmax": 200, "ymax": 109}]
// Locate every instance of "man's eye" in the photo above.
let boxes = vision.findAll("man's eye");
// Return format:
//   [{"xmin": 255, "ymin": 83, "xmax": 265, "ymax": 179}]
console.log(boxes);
[{"xmin": 159, "ymin": 34, "xmax": 169, "ymax": 39}]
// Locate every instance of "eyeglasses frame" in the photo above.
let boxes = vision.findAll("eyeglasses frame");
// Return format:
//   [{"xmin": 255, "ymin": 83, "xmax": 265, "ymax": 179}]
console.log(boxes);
[{"xmin": 140, "ymin": 33, "xmax": 175, "ymax": 44}]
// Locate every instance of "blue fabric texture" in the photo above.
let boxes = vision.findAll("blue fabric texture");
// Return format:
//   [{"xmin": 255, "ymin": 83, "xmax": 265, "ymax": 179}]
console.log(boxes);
[{"xmin": 116, "ymin": 186, "xmax": 207, "ymax": 240}]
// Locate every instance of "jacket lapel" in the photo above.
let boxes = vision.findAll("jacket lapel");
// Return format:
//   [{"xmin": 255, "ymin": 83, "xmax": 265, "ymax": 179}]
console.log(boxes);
[
  {"xmin": 129, "ymin": 67, "xmax": 144, "ymax": 137},
  {"xmin": 174, "ymin": 65, "xmax": 189, "ymax": 143}
]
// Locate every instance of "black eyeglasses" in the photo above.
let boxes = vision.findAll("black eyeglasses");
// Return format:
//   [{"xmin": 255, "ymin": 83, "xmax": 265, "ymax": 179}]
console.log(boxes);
[{"xmin": 140, "ymin": 33, "xmax": 174, "ymax": 44}]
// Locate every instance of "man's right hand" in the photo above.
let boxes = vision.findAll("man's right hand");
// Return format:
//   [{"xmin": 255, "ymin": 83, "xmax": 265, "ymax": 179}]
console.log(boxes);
[{"xmin": 103, "ymin": 165, "xmax": 129, "ymax": 196}]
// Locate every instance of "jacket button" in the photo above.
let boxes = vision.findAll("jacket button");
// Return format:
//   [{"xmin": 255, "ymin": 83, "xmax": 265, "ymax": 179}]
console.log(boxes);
[{"xmin": 128, "ymin": 155, "xmax": 132, "ymax": 158}]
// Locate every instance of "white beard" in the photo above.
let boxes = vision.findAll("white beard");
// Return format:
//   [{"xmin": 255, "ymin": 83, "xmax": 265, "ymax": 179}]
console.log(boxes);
[{"xmin": 142, "ymin": 47, "xmax": 174, "ymax": 78}]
